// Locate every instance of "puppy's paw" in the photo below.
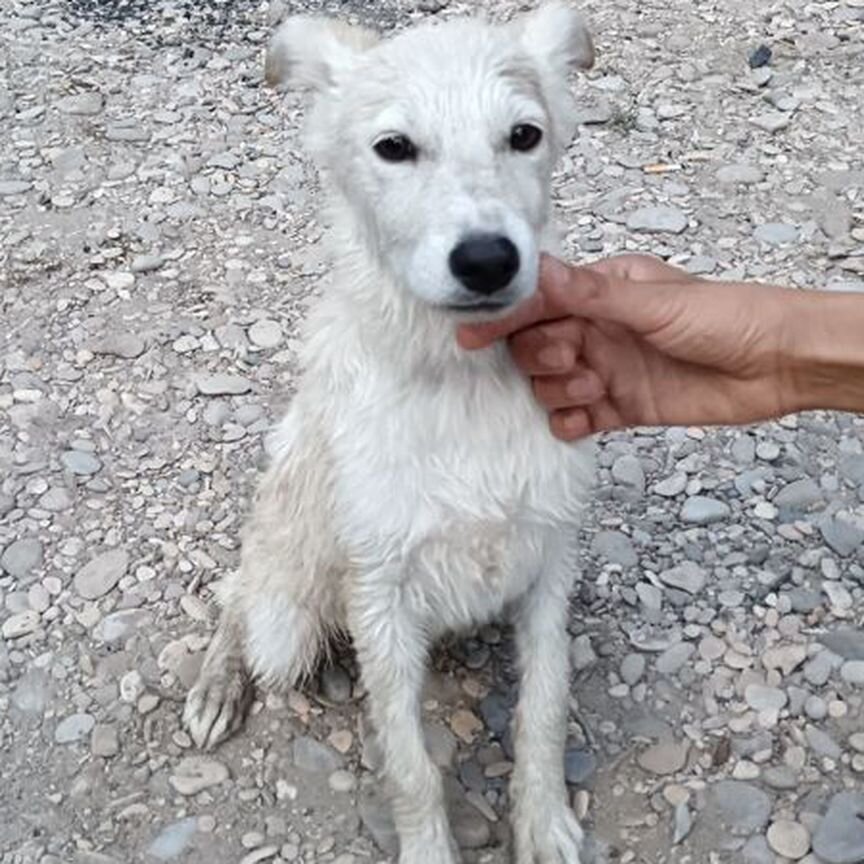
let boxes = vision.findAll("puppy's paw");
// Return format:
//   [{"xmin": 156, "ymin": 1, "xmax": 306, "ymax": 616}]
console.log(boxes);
[
  {"xmin": 513, "ymin": 802, "xmax": 583, "ymax": 864},
  {"xmin": 397, "ymin": 816, "xmax": 461, "ymax": 864},
  {"xmin": 183, "ymin": 662, "xmax": 252, "ymax": 750}
]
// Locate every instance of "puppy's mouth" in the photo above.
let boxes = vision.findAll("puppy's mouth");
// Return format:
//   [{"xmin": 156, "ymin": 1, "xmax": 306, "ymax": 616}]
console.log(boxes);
[{"xmin": 441, "ymin": 299, "xmax": 514, "ymax": 315}]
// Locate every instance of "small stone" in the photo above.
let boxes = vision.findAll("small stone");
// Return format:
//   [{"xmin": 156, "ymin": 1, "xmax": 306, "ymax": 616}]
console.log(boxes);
[
  {"xmin": 762, "ymin": 644, "xmax": 807, "ymax": 676},
  {"xmin": 74, "ymin": 549, "xmax": 129, "ymax": 600},
  {"xmin": 130, "ymin": 254, "xmax": 165, "ymax": 273},
  {"xmin": 636, "ymin": 582, "xmax": 663, "ymax": 611},
  {"xmin": 620, "ymin": 653, "xmax": 646, "ymax": 685},
  {"xmin": 2, "ymin": 610, "xmax": 40, "ymax": 639},
  {"xmin": 850, "ymin": 733, "xmax": 864, "ymax": 754},
  {"xmin": 744, "ymin": 684, "xmax": 787, "ymax": 713},
  {"xmin": 804, "ymin": 695, "xmax": 827, "ymax": 720},
  {"xmin": 147, "ymin": 818, "xmax": 198, "ymax": 861},
  {"xmin": 450, "ymin": 709, "xmax": 483, "ymax": 744},
  {"xmin": 106, "ymin": 123, "xmax": 150, "ymax": 142},
  {"xmin": 680, "ymin": 496, "xmax": 730, "ymax": 524},
  {"xmin": 824, "ymin": 581, "xmax": 853, "ymax": 612},
  {"xmin": 55, "ymin": 713, "xmax": 95, "ymax": 744},
  {"xmin": 169, "ymin": 757, "xmax": 229, "ymax": 795},
  {"xmin": 751, "ymin": 111, "xmax": 791, "ymax": 132},
  {"xmin": 91, "ymin": 724, "xmax": 120, "ymax": 757},
  {"xmin": 424, "ymin": 722, "xmax": 457, "ymax": 769},
  {"xmin": 840, "ymin": 661, "xmax": 864, "ymax": 685},
  {"xmin": 705, "ymin": 781, "xmax": 772, "ymax": 836},
  {"xmin": 767, "ymin": 821, "xmax": 810, "ymax": 860},
  {"xmin": 591, "ymin": 530, "xmax": 637, "ymax": 568},
  {"xmin": 627, "ymin": 205, "xmax": 688, "ymax": 234},
  {"xmin": 358, "ymin": 787, "xmax": 398, "ymax": 856},
  {"xmin": 56, "ymin": 92, "xmax": 104, "ymax": 115},
  {"xmin": 820, "ymin": 517, "xmax": 864, "ymax": 557},
  {"xmin": 0, "ymin": 180, "xmax": 32, "ymax": 196},
  {"xmin": 195, "ymin": 374, "xmax": 252, "ymax": 396},
  {"xmin": 612, "ymin": 454, "xmax": 645, "ymax": 492},
  {"xmin": 753, "ymin": 222, "xmax": 799, "ymax": 245},
  {"xmin": 658, "ymin": 561, "xmax": 705, "ymax": 595},
  {"xmin": 61, "ymin": 449, "xmax": 102, "ymax": 475},
  {"xmin": 716, "ymin": 163, "xmax": 764, "ymax": 185},
  {"xmin": 805, "ymin": 725, "xmax": 841, "ymax": 759},
  {"xmin": 328, "ymin": 770, "xmax": 356, "ymax": 793},
  {"xmin": 91, "ymin": 333, "xmax": 146, "ymax": 359},
  {"xmin": 239, "ymin": 847, "xmax": 278, "ymax": 864},
  {"xmin": 1, "ymin": 537, "xmax": 44, "ymax": 581},
  {"xmin": 637, "ymin": 740, "xmax": 689, "ymax": 776},
  {"xmin": 293, "ymin": 736, "xmax": 343, "ymax": 774},
  {"xmin": 249, "ymin": 319, "xmax": 283, "ymax": 349},
  {"xmin": 812, "ymin": 792, "xmax": 864, "ymax": 864},
  {"xmin": 749, "ymin": 44, "xmax": 772, "ymax": 68},
  {"xmin": 653, "ymin": 472, "xmax": 687, "ymax": 497},
  {"xmin": 820, "ymin": 629, "xmax": 864, "ymax": 660},
  {"xmin": 656, "ymin": 642, "xmax": 694, "ymax": 675},
  {"xmin": 774, "ymin": 478, "xmax": 824, "ymax": 510},
  {"xmin": 564, "ymin": 749, "xmax": 597, "ymax": 785}
]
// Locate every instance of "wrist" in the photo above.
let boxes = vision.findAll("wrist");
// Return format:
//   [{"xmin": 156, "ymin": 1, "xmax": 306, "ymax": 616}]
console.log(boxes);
[{"xmin": 785, "ymin": 290, "xmax": 864, "ymax": 415}]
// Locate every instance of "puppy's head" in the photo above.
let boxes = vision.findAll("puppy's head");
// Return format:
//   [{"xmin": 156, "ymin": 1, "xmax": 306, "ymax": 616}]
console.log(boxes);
[{"xmin": 267, "ymin": 3, "xmax": 593, "ymax": 315}]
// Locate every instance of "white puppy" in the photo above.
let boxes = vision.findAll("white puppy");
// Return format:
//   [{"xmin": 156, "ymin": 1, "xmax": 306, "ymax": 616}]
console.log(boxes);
[{"xmin": 184, "ymin": 4, "xmax": 596, "ymax": 862}]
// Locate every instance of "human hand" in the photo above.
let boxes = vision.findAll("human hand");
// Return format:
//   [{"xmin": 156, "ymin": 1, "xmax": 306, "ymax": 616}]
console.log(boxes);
[{"xmin": 457, "ymin": 254, "xmax": 802, "ymax": 440}]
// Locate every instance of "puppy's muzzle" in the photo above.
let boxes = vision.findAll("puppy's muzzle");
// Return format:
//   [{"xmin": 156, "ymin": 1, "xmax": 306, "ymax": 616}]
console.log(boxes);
[{"xmin": 449, "ymin": 233, "xmax": 520, "ymax": 297}]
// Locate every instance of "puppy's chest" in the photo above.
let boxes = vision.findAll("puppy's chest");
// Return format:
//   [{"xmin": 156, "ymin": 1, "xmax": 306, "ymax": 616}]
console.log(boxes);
[{"xmin": 330, "ymin": 365, "xmax": 593, "ymax": 549}]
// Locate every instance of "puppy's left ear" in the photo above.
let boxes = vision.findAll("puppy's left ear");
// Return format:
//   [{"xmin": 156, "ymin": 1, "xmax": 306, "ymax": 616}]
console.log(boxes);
[
  {"xmin": 519, "ymin": 2, "xmax": 594, "ymax": 75},
  {"xmin": 265, "ymin": 16, "xmax": 379, "ymax": 93}
]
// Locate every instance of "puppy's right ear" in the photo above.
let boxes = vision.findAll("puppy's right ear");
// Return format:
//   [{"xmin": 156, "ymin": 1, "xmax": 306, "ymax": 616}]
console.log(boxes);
[{"xmin": 265, "ymin": 16, "xmax": 378, "ymax": 93}]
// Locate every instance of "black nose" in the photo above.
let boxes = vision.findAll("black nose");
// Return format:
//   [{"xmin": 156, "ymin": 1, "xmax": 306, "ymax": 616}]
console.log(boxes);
[{"xmin": 449, "ymin": 234, "xmax": 520, "ymax": 295}]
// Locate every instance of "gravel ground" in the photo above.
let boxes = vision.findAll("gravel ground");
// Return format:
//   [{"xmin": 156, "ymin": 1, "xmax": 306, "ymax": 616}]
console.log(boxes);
[{"xmin": 2, "ymin": 1, "xmax": 864, "ymax": 863}]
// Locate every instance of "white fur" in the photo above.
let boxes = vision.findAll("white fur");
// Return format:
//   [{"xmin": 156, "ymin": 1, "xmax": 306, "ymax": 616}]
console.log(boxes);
[{"xmin": 184, "ymin": 5, "xmax": 596, "ymax": 863}]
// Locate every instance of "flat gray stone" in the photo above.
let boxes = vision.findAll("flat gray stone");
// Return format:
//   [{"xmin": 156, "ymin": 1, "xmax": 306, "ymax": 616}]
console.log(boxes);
[
  {"xmin": 358, "ymin": 786, "xmax": 398, "ymax": 856},
  {"xmin": 840, "ymin": 660, "xmax": 864, "ymax": 685},
  {"xmin": 744, "ymin": 684, "xmax": 786, "ymax": 713},
  {"xmin": 820, "ymin": 517, "xmax": 864, "ymax": 557},
  {"xmin": 636, "ymin": 582, "xmax": 663, "ymax": 611},
  {"xmin": 170, "ymin": 758, "xmax": 229, "ymax": 796},
  {"xmin": 105, "ymin": 123, "xmax": 150, "ymax": 142},
  {"xmin": 55, "ymin": 712, "xmax": 95, "ymax": 744},
  {"xmin": 195, "ymin": 374, "xmax": 252, "ymax": 396},
  {"xmin": 656, "ymin": 642, "xmax": 694, "ymax": 675},
  {"xmin": 1, "ymin": 537, "xmax": 43, "ymax": 581},
  {"xmin": 591, "ymin": 530, "xmax": 637, "ymax": 567},
  {"xmin": 627, "ymin": 206, "xmax": 688, "ymax": 235},
  {"xmin": 658, "ymin": 561, "xmax": 706, "ymax": 594},
  {"xmin": 805, "ymin": 724, "xmax": 841, "ymax": 759},
  {"xmin": 131, "ymin": 254, "xmax": 165, "ymax": 273},
  {"xmin": 74, "ymin": 549, "xmax": 129, "ymax": 600},
  {"xmin": 774, "ymin": 478, "xmax": 824, "ymax": 510},
  {"xmin": 812, "ymin": 792, "xmax": 864, "ymax": 864},
  {"xmin": 620, "ymin": 653, "xmax": 646, "ymax": 685},
  {"xmin": 681, "ymin": 496, "xmax": 730, "ymax": 525},
  {"xmin": 611, "ymin": 454, "xmax": 645, "ymax": 493},
  {"xmin": 147, "ymin": 818, "xmax": 198, "ymax": 861},
  {"xmin": 716, "ymin": 164, "xmax": 764, "ymax": 185},
  {"xmin": 637, "ymin": 740, "xmax": 689, "ymax": 775},
  {"xmin": 249, "ymin": 319, "xmax": 283, "ymax": 349},
  {"xmin": 61, "ymin": 449, "xmax": 102, "ymax": 476},
  {"xmin": 93, "ymin": 609, "xmax": 151, "ymax": 644},
  {"xmin": 2, "ymin": 610, "xmax": 41, "ymax": 640},
  {"xmin": 293, "ymin": 736, "xmax": 343, "ymax": 775},
  {"xmin": 704, "ymin": 780, "xmax": 771, "ymax": 836},
  {"xmin": 0, "ymin": 180, "xmax": 33, "ymax": 196},
  {"xmin": 819, "ymin": 629, "xmax": 864, "ymax": 661},
  {"xmin": 91, "ymin": 333, "xmax": 146, "ymax": 359},
  {"xmin": 56, "ymin": 92, "xmax": 104, "ymax": 115},
  {"xmin": 753, "ymin": 222, "xmax": 799, "ymax": 245},
  {"xmin": 750, "ymin": 111, "xmax": 791, "ymax": 132}
]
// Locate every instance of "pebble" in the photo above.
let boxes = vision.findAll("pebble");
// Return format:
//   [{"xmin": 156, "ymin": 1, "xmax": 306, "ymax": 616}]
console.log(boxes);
[
  {"xmin": 716, "ymin": 163, "xmax": 763, "ymax": 184},
  {"xmin": 767, "ymin": 820, "xmax": 811, "ymax": 859},
  {"xmin": 328, "ymin": 770, "xmax": 356, "ymax": 793},
  {"xmin": 658, "ymin": 561, "xmax": 705, "ymax": 594},
  {"xmin": 680, "ymin": 496, "xmax": 730, "ymax": 524},
  {"xmin": 564, "ymin": 749, "xmax": 598, "ymax": 784},
  {"xmin": 450, "ymin": 709, "xmax": 483, "ymax": 743},
  {"xmin": 91, "ymin": 724, "xmax": 120, "ymax": 757},
  {"xmin": 627, "ymin": 205, "xmax": 688, "ymax": 234},
  {"xmin": 774, "ymin": 478, "xmax": 824, "ymax": 509},
  {"xmin": 55, "ymin": 713, "xmax": 95, "ymax": 744},
  {"xmin": 812, "ymin": 792, "xmax": 864, "ymax": 864},
  {"xmin": 74, "ymin": 549, "xmax": 129, "ymax": 600},
  {"xmin": 840, "ymin": 661, "xmax": 864, "ymax": 685},
  {"xmin": 249, "ymin": 319, "xmax": 283, "ymax": 349},
  {"xmin": 705, "ymin": 781, "xmax": 772, "ymax": 836},
  {"xmin": 591, "ymin": 530, "xmax": 638, "ymax": 567},
  {"xmin": 320, "ymin": 665, "xmax": 352, "ymax": 703},
  {"xmin": 805, "ymin": 725, "xmax": 841, "ymax": 759},
  {"xmin": 56, "ymin": 92, "xmax": 104, "ymax": 114},
  {"xmin": 620, "ymin": 653, "xmax": 646, "ymax": 685},
  {"xmin": 637, "ymin": 740, "xmax": 689, "ymax": 775},
  {"xmin": 61, "ymin": 449, "xmax": 102, "ymax": 475},
  {"xmin": 1, "ymin": 537, "xmax": 44, "ymax": 581},
  {"xmin": 751, "ymin": 111, "xmax": 792, "ymax": 132},
  {"xmin": 656, "ymin": 642, "xmax": 694, "ymax": 675},
  {"xmin": 820, "ymin": 629, "xmax": 864, "ymax": 661},
  {"xmin": 820, "ymin": 517, "xmax": 864, "ymax": 557},
  {"xmin": 753, "ymin": 223, "xmax": 799, "ymax": 245},
  {"xmin": 147, "ymin": 818, "xmax": 198, "ymax": 861},
  {"xmin": 91, "ymin": 333, "xmax": 146, "ymax": 359},
  {"xmin": 2, "ymin": 610, "xmax": 41, "ymax": 639},
  {"xmin": 653, "ymin": 472, "xmax": 687, "ymax": 497},
  {"xmin": 293, "ymin": 736, "xmax": 343, "ymax": 774},
  {"xmin": 195, "ymin": 374, "xmax": 252, "ymax": 396},
  {"xmin": 169, "ymin": 757, "xmax": 229, "ymax": 796}
]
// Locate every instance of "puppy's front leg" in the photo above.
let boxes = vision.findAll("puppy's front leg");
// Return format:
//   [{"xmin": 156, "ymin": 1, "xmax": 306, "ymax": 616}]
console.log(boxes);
[
  {"xmin": 510, "ymin": 546, "xmax": 583, "ymax": 864},
  {"xmin": 349, "ymin": 569, "xmax": 460, "ymax": 864}
]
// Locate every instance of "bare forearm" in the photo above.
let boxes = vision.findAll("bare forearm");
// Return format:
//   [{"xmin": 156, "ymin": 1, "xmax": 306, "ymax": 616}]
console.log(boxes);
[{"xmin": 787, "ymin": 291, "xmax": 864, "ymax": 415}]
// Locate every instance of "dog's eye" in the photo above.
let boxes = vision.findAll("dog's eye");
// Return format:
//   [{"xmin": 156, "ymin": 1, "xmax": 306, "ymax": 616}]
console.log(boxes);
[
  {"xmin": 373, "ymin": 135, "xmax": 418, "ymax": 163},
  {"xmin": 510, "ymin": 123, "xmax": 543, "ymax": 152}
]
